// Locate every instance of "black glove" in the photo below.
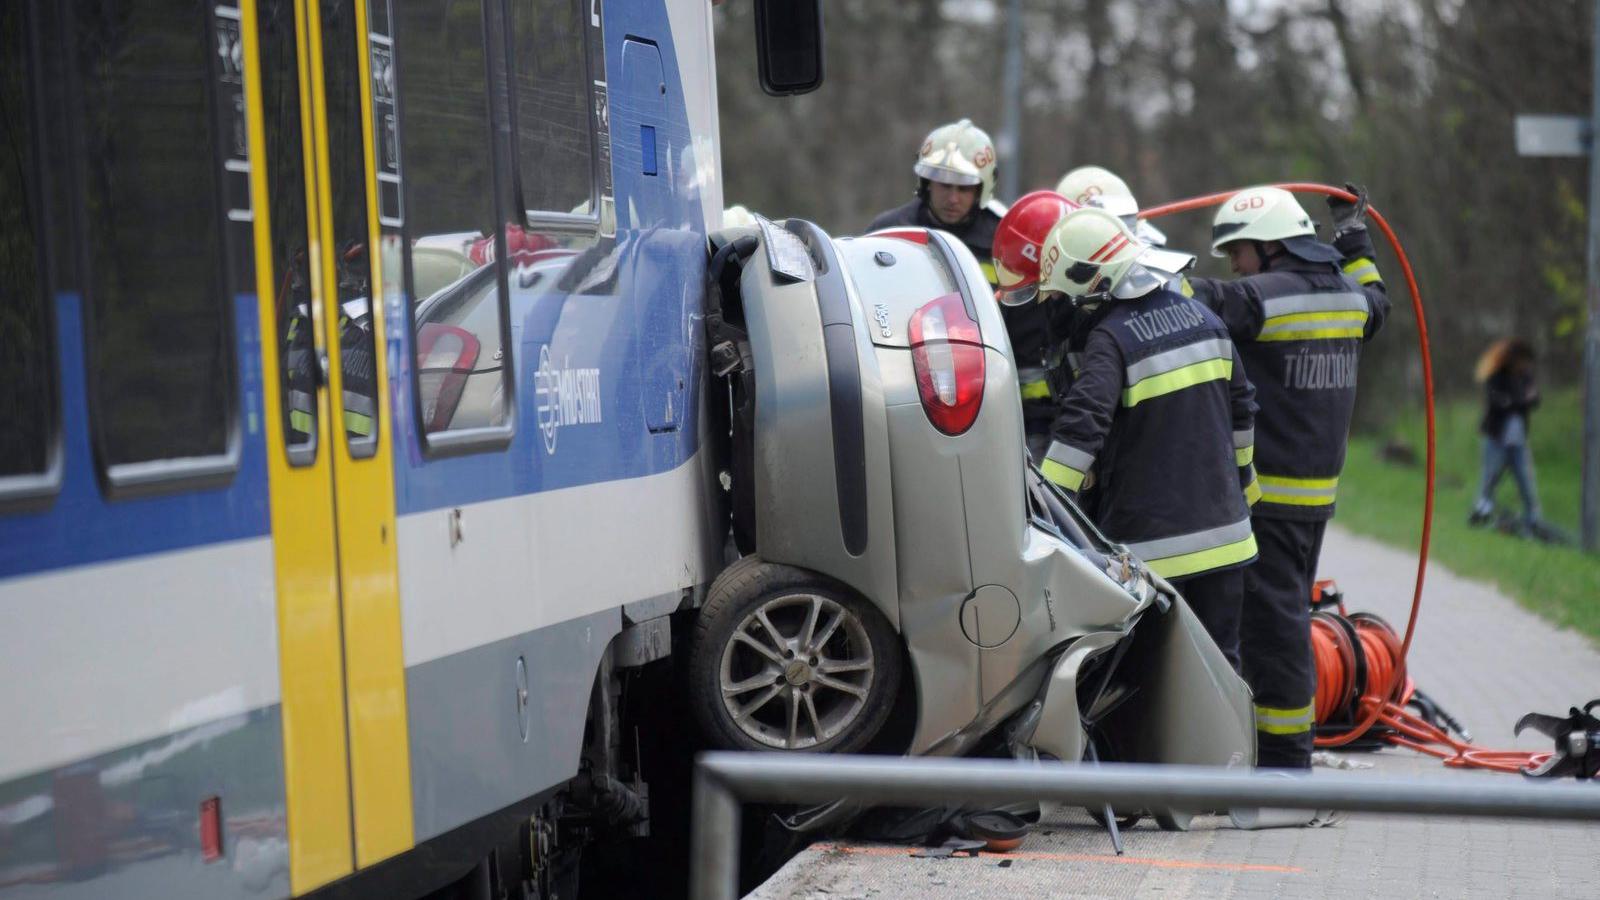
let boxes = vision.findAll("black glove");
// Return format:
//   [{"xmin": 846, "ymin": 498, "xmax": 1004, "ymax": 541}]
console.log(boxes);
[{"xmin": 1327, "ymin": 181, "xmax": 1369, "ymax": 237}]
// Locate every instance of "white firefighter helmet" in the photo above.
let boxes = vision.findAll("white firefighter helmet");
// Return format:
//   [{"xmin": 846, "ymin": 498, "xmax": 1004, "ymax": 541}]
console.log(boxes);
[
  {"xmin": 1038, "ymin": 207, "xmax": 1195, "ymax": 305},
  {"xmin": 1209, "ymin": 185, "xmax": 1341, "ymax": 262},
  {"xmin": 1056, "ymin": 164, "xmax": 1170, "ymax": 246},
  {"xmin": 915, "ymin": 119, "xmax": 998, "ymax": 208},
  {"xmin": 1055, "ymin": 165, "xmax": 1138, "ymax": 219}
]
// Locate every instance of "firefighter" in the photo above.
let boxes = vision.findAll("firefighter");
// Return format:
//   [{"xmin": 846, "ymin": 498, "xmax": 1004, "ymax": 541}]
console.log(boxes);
[
  {"xmin": 1056, "ymin": 164, "xmax": 1171, "ymax": 249},
  {"xmin": 992, "ymin": 190, "xmax": 1079, "ymax": 460},
  {"xmin": 868, "ymin": 118, "xmax": 1006, "ymax": 286},
  {"xmin": 279, "ymin": 249, "xmax": 318, "ymax": 447},
  {"xmin": 1036, "ymin": 207, "xmax": 1259, "ymax": 668},
  {"xmin": 335, "ymin": 240, "xmax": 378, "ymax": 441},
  {"xmin": 278, "ymin": 242, "xmax": 380, "ymax": 445},
  {"xmin": 1187, "ymin": 185, "xmax": 1390, "ymax": 769}
]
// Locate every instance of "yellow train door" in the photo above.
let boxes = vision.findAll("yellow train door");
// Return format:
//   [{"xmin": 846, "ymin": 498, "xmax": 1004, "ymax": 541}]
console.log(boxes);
[{"xmin": 240, "ymin": 0, "xmax": 413, "ymax": 891}]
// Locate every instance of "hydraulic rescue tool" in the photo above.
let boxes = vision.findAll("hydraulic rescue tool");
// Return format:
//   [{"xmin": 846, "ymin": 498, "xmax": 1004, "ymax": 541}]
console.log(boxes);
[{"xmin": 1514, "ymin": 702, "xmax": 1600, "ymax": 779}]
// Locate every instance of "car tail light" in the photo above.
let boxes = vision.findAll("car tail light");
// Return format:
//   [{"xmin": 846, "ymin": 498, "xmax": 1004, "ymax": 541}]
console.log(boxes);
[
  {"xmin": 199, "ymin": 796, "xmax": 223, "ymax": 862},
  {"xmin": 416, "ymin": 322, "xmax": 481, "ymax": 432},
  {"xmin": 908, "ymin": 292, "xmax": 984, "ymax": 435}
]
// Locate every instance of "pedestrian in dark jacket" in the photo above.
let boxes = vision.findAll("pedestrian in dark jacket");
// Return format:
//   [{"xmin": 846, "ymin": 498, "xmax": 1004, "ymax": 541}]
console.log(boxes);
[{"xmin": 1470, "ymin": 339, "xmax": 1542, "ymax": 530}]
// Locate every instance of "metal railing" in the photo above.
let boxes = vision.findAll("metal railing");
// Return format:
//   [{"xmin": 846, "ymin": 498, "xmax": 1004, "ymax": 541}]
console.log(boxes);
[{"xmin": 691, "ymin": 752, "xmax": 1600, "ymax": 900}]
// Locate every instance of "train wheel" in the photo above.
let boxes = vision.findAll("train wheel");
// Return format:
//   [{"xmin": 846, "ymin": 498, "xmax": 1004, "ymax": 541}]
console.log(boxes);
[{"xmin": 690, "ymin": 557, "xmax": 901, "ymax": 753}]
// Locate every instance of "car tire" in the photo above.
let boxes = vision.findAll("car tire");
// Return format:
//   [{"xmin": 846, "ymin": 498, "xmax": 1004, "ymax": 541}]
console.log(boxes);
[{"xmin": 690, "ymin": 557, "xmax": 902, "ymax": 753}]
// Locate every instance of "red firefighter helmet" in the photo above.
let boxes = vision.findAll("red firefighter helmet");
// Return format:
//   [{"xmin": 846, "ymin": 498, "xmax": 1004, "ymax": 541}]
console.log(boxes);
[
  {"xmin": 992, "ymin": 190, "xmax": 1079, "ymax": 306},
  {"xmin": 468, "ymin": 223, "xmax": 559, "ymax": 268}
]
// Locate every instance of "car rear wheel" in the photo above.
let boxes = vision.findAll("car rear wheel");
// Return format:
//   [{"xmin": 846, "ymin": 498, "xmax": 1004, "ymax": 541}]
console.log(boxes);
[{"xmin": 690, "ymin": 557, "xmax": 901, "ymax": 753}]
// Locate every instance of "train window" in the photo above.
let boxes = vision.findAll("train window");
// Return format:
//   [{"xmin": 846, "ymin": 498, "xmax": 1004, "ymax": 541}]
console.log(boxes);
[
  {"xmin": 257, "ymin": 0, "xmax": 319, "ymax": 464},
  {"xmin": 509, "ymin": 0, "xmax": 594, "ymax": 217},
  {"xmin": 75, "ymin": 0, "xmax": 238, "ymax": 480},
  {"xmin": 321, "ymin": 0, "xmax": 379, "ymax": 456},
  {"xmin": 395, "ymin": 0, "xmax": 512, "ymax": 442},
  {"xmin": 0, "ymin": 1, "xmax": 59, "ymax": 494}
]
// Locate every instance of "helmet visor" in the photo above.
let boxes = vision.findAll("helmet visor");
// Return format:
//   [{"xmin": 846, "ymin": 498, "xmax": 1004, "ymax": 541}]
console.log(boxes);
[
  {"xmin": 1101, "ymin": 248, "xmax": 1195, "ymax": 301},
  {"xmin": 1110, "ymin": 264, "xmax": 1167, "ymax": 300},
  {"xmin": 997, "ymin": 283, "xmax": 1039, "ymax": 307},
  {"xmin": 1136, "ymin": 245, "xmax": 1196, "ymax": 277},
  {"xmin": 994, "ymin": 258, "xmax": 1033, "ymax": 292},
  {"xmin": 1134, "ymin": 218, "xmax": 1168, "ymax": 247},
  {"xmin": 1210, "ymin": 220, "xmax": 1249, "ymax": 256},
  {"xmin": 915, "ymin": 161, "xmax": 982, "ymax": 186}
]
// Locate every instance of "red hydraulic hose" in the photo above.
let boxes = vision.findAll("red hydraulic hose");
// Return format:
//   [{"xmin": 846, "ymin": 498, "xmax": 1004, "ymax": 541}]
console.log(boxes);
[{"xmin": 1139, "ymin": 184, "xmax": 1435, "ymax": 749}]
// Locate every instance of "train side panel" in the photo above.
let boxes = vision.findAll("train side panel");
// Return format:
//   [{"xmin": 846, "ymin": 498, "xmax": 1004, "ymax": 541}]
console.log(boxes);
[{"xmin": 0, "ymin": 0, "xmax": 725, "ymax": 896}]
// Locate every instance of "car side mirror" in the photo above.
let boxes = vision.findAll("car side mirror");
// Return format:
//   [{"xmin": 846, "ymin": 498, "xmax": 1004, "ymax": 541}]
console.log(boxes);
[{"xmin": 753, "ymin": 0, "xmax": 824, "ymax": 96}]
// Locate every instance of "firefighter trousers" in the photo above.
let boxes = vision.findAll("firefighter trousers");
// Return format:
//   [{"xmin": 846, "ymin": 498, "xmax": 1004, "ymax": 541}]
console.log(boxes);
[
  {"xmin": 1170, "ymin": 567, "xmax": 1242, "ymax": 674},
  {"xmin": 1241, "ymin": 516, "xmax": 1325, "ymax": 770}
]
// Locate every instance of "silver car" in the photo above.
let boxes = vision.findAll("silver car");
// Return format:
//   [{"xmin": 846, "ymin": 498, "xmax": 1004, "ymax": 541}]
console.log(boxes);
[{"xmin": 691, "ymin": 217, "xmax": 1253, "ymax": 784}]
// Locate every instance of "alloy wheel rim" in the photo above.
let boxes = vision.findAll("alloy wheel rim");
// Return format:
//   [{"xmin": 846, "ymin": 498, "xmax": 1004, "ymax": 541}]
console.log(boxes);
[{"xmin": 718, "ymin": 593, "xmax": 875, "ymax": 749}]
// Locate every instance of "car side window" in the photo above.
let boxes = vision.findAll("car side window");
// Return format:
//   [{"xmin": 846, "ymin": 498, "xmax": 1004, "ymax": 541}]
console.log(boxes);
[{"xmin": 74, "ymin": 0, "xmax": 240, "ymax": 485}]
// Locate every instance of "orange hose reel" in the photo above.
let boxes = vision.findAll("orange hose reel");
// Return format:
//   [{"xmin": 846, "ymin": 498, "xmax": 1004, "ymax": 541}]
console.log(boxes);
[{"xmin": 1308, "ymin": 608, "xmax": 1550, "ymax": 773}]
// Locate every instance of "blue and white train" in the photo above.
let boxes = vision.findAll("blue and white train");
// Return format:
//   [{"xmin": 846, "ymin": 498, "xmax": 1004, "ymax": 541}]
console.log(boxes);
[{"xmin": 0, "ymin": 0, "xmax": 798, "ymax": 896}]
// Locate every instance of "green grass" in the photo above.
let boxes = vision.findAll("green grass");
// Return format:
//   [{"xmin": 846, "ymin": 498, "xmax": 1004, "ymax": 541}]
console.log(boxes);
[{"xmin": 1336, "ymin": 388, "xmax": 1600, "ymax": 644}]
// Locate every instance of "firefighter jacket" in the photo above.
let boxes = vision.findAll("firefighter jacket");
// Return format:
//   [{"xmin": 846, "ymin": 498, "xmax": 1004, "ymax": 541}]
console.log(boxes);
[
  {"xmin": 1186, "ymin": 230, "xmax": 1389, "ymax": 522},
  {"xmin": 1042, "ymin": 287, "xmax": 1260, "ymax": 580},
  {"xmin": 339, "ymin": 310, "xmax": 378, "ymax": 439}
]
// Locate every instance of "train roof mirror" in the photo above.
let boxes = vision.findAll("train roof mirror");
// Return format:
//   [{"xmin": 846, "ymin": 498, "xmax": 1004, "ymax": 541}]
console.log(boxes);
[{"xmin": 754, "ymin": 0, "xmax": 825, "ymax": 96}]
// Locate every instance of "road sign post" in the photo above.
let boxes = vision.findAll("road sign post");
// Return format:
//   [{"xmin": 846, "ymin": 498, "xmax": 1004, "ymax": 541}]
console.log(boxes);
[
  {"xmin": 1588, "ymin": 2, "xmax": 1600, "ymax": 552},
  {"xmin": 997, "ymin": 0, "xmax": 1022, "ymax": 203}
]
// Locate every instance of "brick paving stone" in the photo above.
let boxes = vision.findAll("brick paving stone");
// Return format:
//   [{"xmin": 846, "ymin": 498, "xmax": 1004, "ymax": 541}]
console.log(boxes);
[{"xmin": 749, "ymin": 527, "xmax": 1599, "ymax": 899}]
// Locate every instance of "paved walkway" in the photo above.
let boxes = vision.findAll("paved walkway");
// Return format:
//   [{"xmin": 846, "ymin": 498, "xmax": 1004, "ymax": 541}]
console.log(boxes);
[{"xmin": 751, "ymin": 526, "xmax": 1600, "ymax": 899}]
